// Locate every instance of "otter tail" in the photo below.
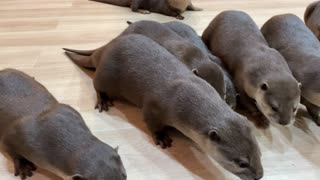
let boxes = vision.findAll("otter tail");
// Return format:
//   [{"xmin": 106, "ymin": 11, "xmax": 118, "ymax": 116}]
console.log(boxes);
[
  {"xmin": 89, "ymin": 0, "xmax": 131, "ymax": 7},
  {"xmin": 64, "ymin": 51, "xmax": 95, "ymax": 69},
  {"xmin": 62, "ymin": 48, "xmax": 95, "ymax": 56},
  {"xmin": 305, "ymin": 1, "xmax": 319, "ymax": 22}
]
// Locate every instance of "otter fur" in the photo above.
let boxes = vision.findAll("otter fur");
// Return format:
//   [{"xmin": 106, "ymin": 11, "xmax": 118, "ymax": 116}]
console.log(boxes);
[
  {"xmin": 0, "ymin": 69, "xmax": 126, "ymax": 180},
  {"xmin": 202, "ymin": 10, "xmax": 301, "ymax": 128},
  {"xmin": 261, "ymin": 14, "xmax": 320, "ymax": 125},
  {"xmin": 162, "ymin": 21, "xmax": 238, "ymax": 109},
  {"xmin": 64, "ymin": 20, "xmax": 226, "ymax": 100},
  {"xmin": 304, "ymin": 1, "xmax": 320, "ymax": 40},
  {"xmin": 64, "ymin": 34, "xmax": 263, "ymax": 180},
  {"xmin": 90, "ymin": 0, "xmax": 202, "ymax": 19}
]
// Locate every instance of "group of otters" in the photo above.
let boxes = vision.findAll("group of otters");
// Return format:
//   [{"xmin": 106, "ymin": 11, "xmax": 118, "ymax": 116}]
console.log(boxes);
[{"xmin": 1, "ymin": 0, "xmax": 320, "ymax": 180}]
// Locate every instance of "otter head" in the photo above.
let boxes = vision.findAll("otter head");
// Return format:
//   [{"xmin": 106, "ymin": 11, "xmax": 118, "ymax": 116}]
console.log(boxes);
[
  {"xmin": 71, "ymin": 146, "xmax": 127, "ymax": 180},
  {"xmin": 201, "ymin": 115, "xmax": 263, "ymax": 180},
  {"xmin": 254, "ymin": 78, "xmax": 301, "ymax": 126},
  {"xmin": 192, "ymin": 62, "xmax": 226, "ymax": 100}
]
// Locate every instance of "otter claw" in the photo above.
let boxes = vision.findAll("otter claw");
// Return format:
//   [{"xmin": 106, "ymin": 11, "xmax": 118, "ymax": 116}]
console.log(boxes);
[
  {"xmin": 13, "ymin": 158, "xmax": 37, "ymax": 179},
  {"xmin": 153, "ymin": 132, "xmax": 172, "ymax": 149},
  {"xmin": 176, "ymin": 15, "xmax": 184, "ymax": 20},
  {"xmin": 95, "ymin": 93, "xmax": 113, "ymax": 112},
  {"xmin": 138, "ymin": 9, "xmax": 151, "ymax": 14}
]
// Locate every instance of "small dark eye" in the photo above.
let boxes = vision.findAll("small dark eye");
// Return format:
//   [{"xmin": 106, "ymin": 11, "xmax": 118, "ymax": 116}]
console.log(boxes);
[
  {"xmin": 239, "ymin": 161, "xmax": 249, "ymax": 168},
  {"xmin": 293, "ymin": 108, "xmax": 297, "ymax": 112},
  {"xmin": 234, "ymin": 159, "xmax": 249, "ymax": 168},
  {"xmin": 272, "ymin": 106, "xmax": 278, "ymax": 112}
]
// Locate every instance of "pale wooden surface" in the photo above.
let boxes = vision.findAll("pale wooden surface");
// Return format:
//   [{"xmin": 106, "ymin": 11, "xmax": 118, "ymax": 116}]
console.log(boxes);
[{"xmin": 0, "ymin": 0, "xmax": 319, "ymax": 180}]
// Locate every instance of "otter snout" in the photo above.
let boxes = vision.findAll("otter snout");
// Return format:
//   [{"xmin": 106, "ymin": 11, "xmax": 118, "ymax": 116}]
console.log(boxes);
[
  {"xmin": 278, "ymin": 112, "xmax": 296, "ymax": 126},
  {"xmin": 279, "ymin": 120, "xmax": 289, "ymax": 125},
  {"xmin": 254, "ymin": 168, "xmax": 263, "ymax": 180}
]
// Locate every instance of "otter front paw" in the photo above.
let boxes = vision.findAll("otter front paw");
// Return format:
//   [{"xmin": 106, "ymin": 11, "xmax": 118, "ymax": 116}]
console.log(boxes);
[
  {"xmin": 176, "ymin": 15, "xmax": 184, "ymax": 20},
  {"xmin": 13, "ymin": 158, "xmax": 37, "ymax": 179},
  {"xmin": 137, "ymin": 9, "xmax": 151, "ymax": 14},
  {"xmin": 252, "ymin": 114, "xmax": 270, "ymax": 129},
  {"xmin": 310, "ymin": 113, "xmax": 320, "ymax": 126},
  {"xmin": 152, "ymin": 131, "xmax": 173, "ymax": 149},
  {"xmin": 95, "ymin": 93, "xmax": 113, "ymax": 112}
]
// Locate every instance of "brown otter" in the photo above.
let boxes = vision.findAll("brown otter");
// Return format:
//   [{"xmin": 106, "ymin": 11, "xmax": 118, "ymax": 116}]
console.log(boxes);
[{"xmin": 90, "ymin": 0, "xmax": 202, "ymax": 19}]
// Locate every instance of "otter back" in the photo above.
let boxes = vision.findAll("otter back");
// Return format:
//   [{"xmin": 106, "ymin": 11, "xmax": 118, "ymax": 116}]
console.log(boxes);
[{"xmin": 120, "ymin": 20, "xmax": 226, "ymax": 98}]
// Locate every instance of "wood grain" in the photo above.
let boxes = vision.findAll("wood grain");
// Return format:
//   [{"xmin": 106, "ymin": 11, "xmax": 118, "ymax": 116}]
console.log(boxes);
[{"xmin": 0, "ymin": 0, "xmax": 319, "ymax": 180}]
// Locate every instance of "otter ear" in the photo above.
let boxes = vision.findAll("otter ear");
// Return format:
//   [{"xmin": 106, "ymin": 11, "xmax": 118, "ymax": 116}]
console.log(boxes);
[
  {"xmin": 208, "ymin": 130, "xmax": 220, "ymax": 142},
  {"xmin": 192, "ymin": 69, "xmax": 199, "ymax": 76},
  {"xmin": 298, "ymin": 82, "xmax": 302, "ymax": 89},
  {"xmin": 114, "ymin": 146, "xmax": 119, "ymax": 152},
  {"xmin": 260, "ymin": 82, "xmax": 269, "ymax": 91},
  {"xmin": 72, "ymin": 174, "xmax": 86, "ymax": 180}
]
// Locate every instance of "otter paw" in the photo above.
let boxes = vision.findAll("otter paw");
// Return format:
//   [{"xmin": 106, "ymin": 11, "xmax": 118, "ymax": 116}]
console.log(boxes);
[
  {"xmin": 138, "ymin": 9, "xmax": 151, "ymax": 14},
  {"xmin": 13, "ymin": 158, "xmax": 37, "ymax": 179},
  {"xmin": 176, "ymin": 15, "xmax": 184, "ymax": 20},
  {"xmin": 95, "ymin": 93, "xmax": 113, "ymax": 112},
  {"xmin": 311, "ymin": 113, "xmax": 320, "ymax": 126},
  {"xmin": 95, "ymin": 100, "xmax": 113, "ymax": 112},
  {"xmin": 152, "ymin": 132, "xmax": 173, "ymax": 149},
  {"xmin": 253, "ymin": 115, "xmax": 270, "ymax": 129}
]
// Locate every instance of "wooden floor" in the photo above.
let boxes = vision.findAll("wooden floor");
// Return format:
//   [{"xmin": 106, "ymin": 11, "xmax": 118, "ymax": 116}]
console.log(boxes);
[{"xmin": 0, "ymin": 0, "xmax": 319, "ymax": 179}]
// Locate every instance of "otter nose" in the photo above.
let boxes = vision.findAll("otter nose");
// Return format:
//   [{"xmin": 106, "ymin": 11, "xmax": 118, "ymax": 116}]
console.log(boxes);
[
  {"xmin": 279, "ymin": 120, "xmax": 289, "ymax": 125},
  {"xmin": 122, "ymin": 173, "xmax": 127, "ymax": 180},
  {"xmin": 254, "ymin": 172, "xmax": 263, "ymax": 180}
]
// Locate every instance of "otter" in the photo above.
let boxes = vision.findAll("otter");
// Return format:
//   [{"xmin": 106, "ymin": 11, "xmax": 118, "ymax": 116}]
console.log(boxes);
[
  {"xmin": 261, "ymin": 14, "xmax": 320, "ymax": 126},
  {"xmin": 202, "ymin": 10, "xmax": 301, "ymax": 128},
  {"xmin": 304, "ymin": 1, "xmax": 320, "ymax": 40},
  {"xmin": 0, "ymin": 69, "xmax": 126, "ymax": 180},
  {"xmin": 90, "ymin": 0, "xmax": 202, "ymax": 19},
  {"xmin": 64, "ymin": 20, "xmax": 226, "ymax": 100},
  {"xmin": 162, "ymin": 21, "xmax": 238, "ymax": 109},
  {"xmin": 64, "ymin": 34, "xmax": 263, "ymax": 180}
]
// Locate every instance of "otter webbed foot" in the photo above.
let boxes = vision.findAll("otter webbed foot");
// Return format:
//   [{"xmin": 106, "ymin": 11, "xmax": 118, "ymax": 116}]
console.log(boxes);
[
  {"xmin": 95, "ymin": 92, "xmax": 114, "ymax": 112},
  {"xmin": 152, "ymin": 131, "xmax": 173, "ymax": 149},
  {"xmin": 13, "ymin": 157, "xmax": 37, "ymax": 179}
]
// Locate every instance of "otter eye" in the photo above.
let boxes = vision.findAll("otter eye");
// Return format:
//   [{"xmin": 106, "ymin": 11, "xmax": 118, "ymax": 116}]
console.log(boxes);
[
  {"xmin": 293, "ymin": 108, "xmax": 297, "ymax": 112},
  {"xmin": 234, "ymin": 159, "xmax": 249, "ymax": 168},
  {"xmin": 271, "ymin": 106, "xmax": 278, "ymax": 112},
  {"xmin": 239, "ymin": 161, "xmax": 250, "ymax": 168}
]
